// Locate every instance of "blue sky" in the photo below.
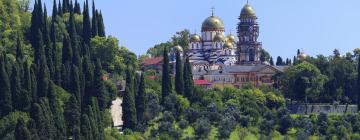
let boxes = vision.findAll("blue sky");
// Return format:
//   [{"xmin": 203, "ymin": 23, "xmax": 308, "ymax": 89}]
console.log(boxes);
[{"xmin": 33, "ymin": 0, "xmax": 360, "ymax": 59}]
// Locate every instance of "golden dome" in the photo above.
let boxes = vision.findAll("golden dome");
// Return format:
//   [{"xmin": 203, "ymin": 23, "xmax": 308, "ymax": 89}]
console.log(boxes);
[
  {"xmin": 223, "ymin": 42, "xmax": 235, "ymax": 49},
  {"xmin": 226, "ymin": 34, "xmax": 237, "ymax": 43},
  {"xmin": 213, "ymin": 33, "xmax": 225, "ymax": 42},
  {"xmin": 190, "ymin": 34, "xmax": 201, "ymax": 42},
  {"xmin": 240, "ymin": 4, "xmax": 256, "ymax": 17},
  {"xmin": 173, "ymin": 45, "xmax": 183, "ymax": 52},
  {"xmin": 201, "ymin": 16, "xmax": 225, "ymax": 31},
  {"xmin": 298, "ymin": 52, "xmax": 308, "ymax": 60}
]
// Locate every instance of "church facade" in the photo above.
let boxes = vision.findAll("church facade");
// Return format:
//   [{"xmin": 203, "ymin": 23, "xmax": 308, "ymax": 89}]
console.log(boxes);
[{"xmin": 185, "ymin": 3, "xmax": 287, "ymax": 88}]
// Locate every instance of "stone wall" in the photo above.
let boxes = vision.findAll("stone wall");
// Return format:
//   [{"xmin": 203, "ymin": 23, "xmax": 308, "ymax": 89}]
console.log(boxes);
[{"xmin": 287, "ymin": 104, "xmax": 358, "ymax": 115}]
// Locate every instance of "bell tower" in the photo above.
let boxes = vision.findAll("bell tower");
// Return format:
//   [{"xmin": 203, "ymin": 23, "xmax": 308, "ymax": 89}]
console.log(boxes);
[{"xmin": 237, "ymin": 3, "xmax": 262, "ymax": 64}]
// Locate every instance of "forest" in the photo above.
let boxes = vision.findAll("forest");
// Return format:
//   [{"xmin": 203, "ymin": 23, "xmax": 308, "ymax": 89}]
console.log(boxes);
[
  {"xmin": 2, "ymin": 0, "xmax": 360, "ymax": 140},
  {"xmin": 0, "ymin": 0, "xmax": 136, "ymax": 139}
]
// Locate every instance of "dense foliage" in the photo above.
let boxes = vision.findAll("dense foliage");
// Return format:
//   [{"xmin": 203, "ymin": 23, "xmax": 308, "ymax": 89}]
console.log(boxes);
[{"xmin": 0, "ymin": 0, "xmax": 136, "ymax": 139}]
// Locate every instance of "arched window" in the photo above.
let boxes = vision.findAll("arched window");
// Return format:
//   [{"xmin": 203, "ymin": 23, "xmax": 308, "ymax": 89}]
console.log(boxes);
[{"xmin": 249, "ymin": 48, "xmax": 255, "ymax": 61}]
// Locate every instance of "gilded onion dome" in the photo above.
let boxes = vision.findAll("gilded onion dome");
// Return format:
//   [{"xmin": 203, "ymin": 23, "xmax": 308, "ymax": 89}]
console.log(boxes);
[
  {"xmin": 223, "ymin": 42, "xmax": 235, "ymax": 49},
  {"xmin": 240, "ymin": 4, "xmax": 256, "ymax": 18},
  {"xmin": 298, "ymin": 52, "xmax": 308, "ymax": 60},
  {"xmin": 213, "ymin": 33, "xmax": 225, "ymax": 42},
  {"xmin": 173, "ymin": 45, "xmax": 183, "ymax": 52},
  {"xmin": 226, "ymin": 34, "xmax": 237, "ymax": 43},
  {"xmin": 190, "ymin": 34, "xmax": 201, "ymax": 42},
  {"xmin": 201, "ymin": 16, "xmax": 225, "ymax": 31}
]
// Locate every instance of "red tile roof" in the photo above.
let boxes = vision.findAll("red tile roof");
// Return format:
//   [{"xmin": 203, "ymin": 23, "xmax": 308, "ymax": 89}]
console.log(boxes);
[
  {"xmin": 194, "ymin": 80, "xmax": 211, "ymax": 85},
  {"xmin": 142, "ymin": 57, "xmax": 163, "ymax": 66}
]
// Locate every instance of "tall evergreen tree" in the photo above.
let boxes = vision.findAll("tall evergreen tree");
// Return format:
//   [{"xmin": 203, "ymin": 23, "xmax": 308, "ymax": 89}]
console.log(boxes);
[
  {"xmin": 48, "ymin": 81, "xmax": 67, "ymax": 139},
  {"xmin": 28, "ymin": 119, "xmax": 40, "ymax": 140},
  {"xmin": 93, "ymin": 59, "xmax": 109, "ymax": 110},
  {"xmin": 80, "ymin": 114, "xmax": 93, "ymax": 140},
  {"xmin": 11, "ymin": 64, "xmax": 30, "ymax": 112},
  {"xmin": 15, "ymin": 119, "xmax": 31, "ymax": 140},
  {"xmin": 0, "ymin": 53, "xmax": 12, "ymax": 116},
  {"xmin": 51, "ymin": 0, "xmax": 57, "ymax": 22},
  {"xmin": 357, "ymin": 56, "xmax": 360, "ymax": 110},
  {"xmin": 74, "ymin": 0, "xmax": 81, "ymax": 14},
  {"xmin": 30, "ymin": 65, "xmax": 38, "ymax": 103},
  {"xmin": 62, "ymin": 36, "xmax": 73, "ymax": 64},
  {"xmin": 91, "ymin": 0, "xmax": 98, "ymax": 37},
  {"xmin": 269, "ymin": 57, "xmax": 274, "ymax": 66},
  {"xmin": 43, "ymin": 6, "xmax": 55, "ymax": 80},
  {"xmin": 23, "ymin": 62, "xmax": 32, "ymax": 102},
  {"xmin": 62, "ymin": 0, "xmax": 69, "ymax": 13},
  {"xmin": 64, "ymin": 95, "xmax": 81, "ymax": 140},
  {"xmin": 37, "ymin": 31, "xmax": 50, "ymax": 98},
  {"xmin": 82, "ymin": 0, "xmax": 91, "ymax": 44},
  {"xmin": 136, "ymin": 72, "xmax": 145, "ymax": 123},
  {"xmin": 97, "ymin": 11, "xmax": 105, "ymax": 37},
  {"xmin": 276, "ymin": 56, "xmax": 283, "ymax": 66},
  {"xmin": 175, "ymin": 51, "xmax": 184, "ymax": 95},
  {"xmin": 57, "ymin": 0, "xmax": 63, "ymax": 16},
  {"xmin": 83, "ymin": 56, "xmax": 94, "ymax": 106},
  {"xmin": 70, "ymin": 65, "xmax": 81, "ymax": 104},
  {"xmin": 38, "ymin": 98, "xmax": 57, "ymax": 139},
  {"xmin": 183, "ymin": 57, "xmax": 194, "ymax": 100},
  {"xmin": 161, "ymin": 47, "xmax": 172, "ymax": 104},
  {"xmin": 122, "ymin": 66, "xmax": 137, "ymax": 130},
  {"xmin": 16, "ymin": 36, "xmax": 24, "ymax": 61},
  {"xmin": 30, "ymin": 103, "xmax": 51, "ymax": 140}
]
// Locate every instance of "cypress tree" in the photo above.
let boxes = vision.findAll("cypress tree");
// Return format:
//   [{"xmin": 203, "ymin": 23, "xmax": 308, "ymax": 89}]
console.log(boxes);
[
  {"xmin": 16, "ymin": 36, "xmax": 24, "ymax": 61},
  {"xmin": 28, "ymin": 119, "xmax": 40, "ymax": 140},
  {"xmin": 11, "ymin": 64, "xmax": 22, "ymax": 110},
  {"xmin": 28, "ymin": 118, "xmax": 40, "ymax": 140},
  {"xmin": 93, "ymin": 59, "xmax": 108, "ymax": 110},
  {"xmin": 15, "ymin": 119, "xmax": 31, "ymax": 140},
  {"xmin": 136, "ymin": 72, "xmax": 145, "ymax": 123},
  {"xmin": 62, "ymin": 36, "xmax": 73, "ymax": 64},
  {"xmin": 70, "ymin": 65, "xmax": 81, "ymax": 104},
  {"xmin": 83, "ymin": 56, "xmax": 94, "ymax": 106},
  {"xmin": 80, "ymin": 114, "xmax": 93, "ymax": 140},
  {"xmin": 74, "ymin": 0, "xmax": 81, "ymax": 14},
  {"xmin": 0, "ymin": 53, "xmax": 12, "ymax": 116},
  {"xmin": 34, "ymin": 28, "xmax": 44, "ymax": 64},
  {"xmin": 30, "ymin": 65, "xmax": 38, "ymax": 103},
  {"xmin": 293, "ymin": 56, "xmax": 298, "ymax": 65},
  {"xmin": 276, "ymin": 56, "xmax": 283, "ymax": 66},
  {"xmin": 91, "ymin": 0, "xmax": 98, "ymax": 37},
  {"xmin": 43, "ymin": 6, "xmax": 55, "ymax": 80},
  {"xmin": 23, "ymin": 62, "xmax": 32, "ymax": 102},
  {"xmin": 85, "ymin": 103, "xmax": 98, "ymax": 140},
  {"xmin": 269, "ymin": 57, "xmax": 274, "ymax": 66},
  {"xmin": 358, "ymin": 56, "xmax": 360, "ymax": 110},
  {"xmin": 51, "ymin": 0, "xmax": 57, "ymax": 22},
  {"xmin": 58, "ymin": 0, "xmax": 63, "ymax": 16},
  {"xmin": 11, "ymin": 64, "xmax": 30, "ymax": 112},
  {"xmin": 161, "ymin": 47, "xmax": 172, "ymax": 103},
  {"xmin": 122, "ymin": 66, "xmax": 137, "ymax": 130},
  {"xmin": 30, "ymin": 103, "xmax": 51, "ymax": 140},
  {"xmin": 83, "ymin": 0, "xmax": 91, "ymax": 44},
  {"xmin": 62, "ymin": 0, "xmax": 69, "ymax": 13},
  {"xmin": 97, "ymin": 11, "xmax": 105, "ymax": 37},
  {"xmin": 38, "ymin": 98, "xmax": 57, "ymax": 139},
  {"xmin": 64, "ymin": 95, "xmax": 81, "ymax": 140},
  {"xmin": 37, "ymin": 31, "xmax": 50, "ymax": 98},
  {"xmin": 183, "ymin": 57, "xmax": 194, "ymax": 100},
  {"xmin": 175, "ymin": 51, "xmax": 184, "ymax": 95},
  {"xmin": 48, "ymin": 82, "xmax": 67, "ymax": 139}
]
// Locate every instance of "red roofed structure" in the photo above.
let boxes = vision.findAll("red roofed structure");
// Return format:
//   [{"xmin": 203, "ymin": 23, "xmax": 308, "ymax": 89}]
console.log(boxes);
[
  {"xmin": 194, "ymin": 80, "xmax": 212, "ymax": 89},
  {"xmin": 141, "ymin": 57, "xmax": 164, "ymax": 73}
]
